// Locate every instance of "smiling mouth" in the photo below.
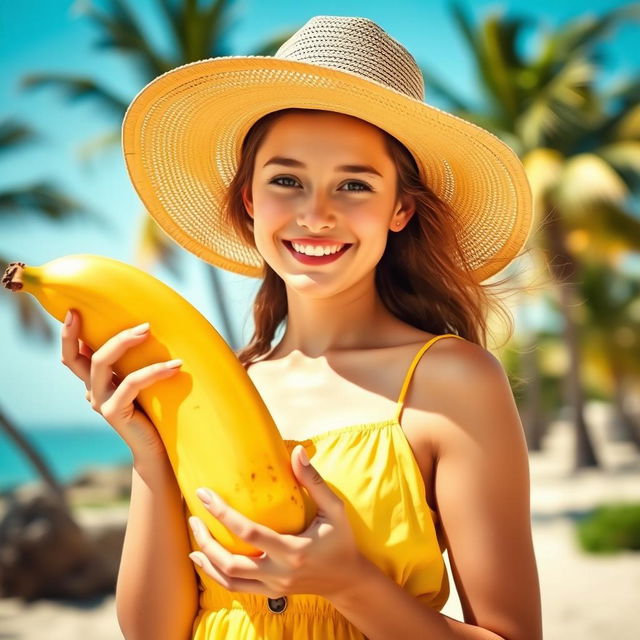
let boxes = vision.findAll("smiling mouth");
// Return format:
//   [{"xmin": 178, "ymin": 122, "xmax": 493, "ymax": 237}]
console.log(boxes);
[{"xmin": 281, "ymin": 240, "xmax": 353, "ymax": 263}]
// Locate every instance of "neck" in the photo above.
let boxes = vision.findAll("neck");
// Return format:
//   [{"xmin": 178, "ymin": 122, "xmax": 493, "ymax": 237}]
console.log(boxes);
[{"xmin": 272, "ymin": 272, "xmax": 396, "ymax": 359}]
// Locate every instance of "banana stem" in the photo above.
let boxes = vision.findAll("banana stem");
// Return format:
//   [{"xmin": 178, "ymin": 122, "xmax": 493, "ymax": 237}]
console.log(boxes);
[{"xmin": 2, "ymin": 262, "xmax": 25, "ymax": 291}]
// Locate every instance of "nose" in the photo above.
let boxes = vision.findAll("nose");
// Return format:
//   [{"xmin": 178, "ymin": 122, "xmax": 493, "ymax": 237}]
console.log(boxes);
[{"xmin": 296, "ymin": 192, "xmax": 335, "ymax": 232}]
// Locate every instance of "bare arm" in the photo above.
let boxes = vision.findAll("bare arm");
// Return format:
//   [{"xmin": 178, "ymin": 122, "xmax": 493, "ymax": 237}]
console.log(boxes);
[
  {"xmin": 59, "ymin": 310, "xmax": 199, "ymax": 639},
  {"xmin": 116, "ymin": 453, "xmax": 199, "ymax": 640},
  {"xmin": 330, "ymin": 341, "xmax": 543, "ymax": 639},
  {"xmin": 431, "ymin": 341, "xmax": 542, "ymax": 638}
]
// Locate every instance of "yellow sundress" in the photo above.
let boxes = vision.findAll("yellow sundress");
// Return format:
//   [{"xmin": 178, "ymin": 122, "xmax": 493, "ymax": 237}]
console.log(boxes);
[{"xmin": 187, "ymin": 333, "xmax": 464, "ymax": 639}]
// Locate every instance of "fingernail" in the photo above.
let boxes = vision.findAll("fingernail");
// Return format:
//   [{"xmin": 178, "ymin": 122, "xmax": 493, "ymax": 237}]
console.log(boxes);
[
  {"xmin": 196, "ymin": 487, "xmax": 216, "ymax": 506},
  {"xmin": 189, "ymin": 517, "xmax": 201, "ymax": 536},
  {"xmin": 189, "ymin": 553, "xmax": 203, "ymax": 567},
  {"xmin": 132, "ymin": 322, "xmax": 150, "ymax": 335},
  {"xmin": 64, "ymin": 310, "xmax": 73, "ymax": 326},
  {"xmin": 196, "ymin": 487, "xmax": 212, "ymax": 504},
  {"xmin": 165, "ymin": 358, "xmax": 183, "ymax": 368},
  {"xmin": 299, "ymin": 447, "xmax": 310, "ymax": 466}
]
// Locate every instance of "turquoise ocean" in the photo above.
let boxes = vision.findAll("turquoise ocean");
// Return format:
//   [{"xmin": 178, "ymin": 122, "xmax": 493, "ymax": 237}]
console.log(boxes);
[{"xmin": 0, "ymin": 425, "xmax": 132, "ymax": 492}]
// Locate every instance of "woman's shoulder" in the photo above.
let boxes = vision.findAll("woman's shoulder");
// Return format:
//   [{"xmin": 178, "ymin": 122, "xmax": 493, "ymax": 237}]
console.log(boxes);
[
  {"xmin": 407, "ymin": 332, "xmax": 508, "ymax": 417},
  {"xmin": 419, "ymin": 331, "xmax": 501, "ymax": 375},
  {"xmin": 409, "ymin": 333, "xmax": 516, "ymax": 449}
]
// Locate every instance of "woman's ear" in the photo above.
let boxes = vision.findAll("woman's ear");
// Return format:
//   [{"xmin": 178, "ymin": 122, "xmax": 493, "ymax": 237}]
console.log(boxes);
[
  {"xmin": 391, "ymin": 194, "xmax": 416, "ymax": 230},
  {"xmin": 241, "ymin": 185, "xmax": 254, "ymax": 219}
]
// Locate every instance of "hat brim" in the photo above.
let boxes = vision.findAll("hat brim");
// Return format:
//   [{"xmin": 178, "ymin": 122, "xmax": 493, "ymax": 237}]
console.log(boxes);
[{"xmin": 122, "ymin": 56, "xmax": 532, "ymax": 281}]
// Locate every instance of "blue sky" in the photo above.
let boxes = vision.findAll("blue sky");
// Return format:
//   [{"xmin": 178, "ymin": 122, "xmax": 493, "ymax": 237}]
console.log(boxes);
[{"xmin": 1, "ymin": 0, "xmax": 638, "ymax": 429}]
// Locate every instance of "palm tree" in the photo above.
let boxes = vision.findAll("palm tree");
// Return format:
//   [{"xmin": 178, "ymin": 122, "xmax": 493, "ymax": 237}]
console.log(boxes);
[
  {"xmin": 0, "ymin": 118, "xmax": 105, "ymax": 507},
  {"xmin": 578, "ymin": 259, "xmax": 640, "ymax": 448},
  {"xmin": 1, "ymin": 3, "xmax": 297, "ymax": 596},
  {"xmin": 21, "ymin": 0, "xmax": 300, "ymax": 350},
  {"xmin": 422, "ymin": 2, "xmax": 640, "ymax": 469}
]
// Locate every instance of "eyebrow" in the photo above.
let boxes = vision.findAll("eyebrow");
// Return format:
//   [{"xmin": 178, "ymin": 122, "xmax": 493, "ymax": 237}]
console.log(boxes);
[{"xmin": 262, "ymin": 156, "xmax": 383, "ymax": 178}]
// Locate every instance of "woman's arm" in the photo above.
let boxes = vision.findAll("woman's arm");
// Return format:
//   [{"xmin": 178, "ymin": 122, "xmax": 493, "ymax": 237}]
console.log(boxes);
[
  {"xmin": 330, "ymin": 340, "xmax": 543, "ymax": 640},
  {"xmin": 432, "ymin": 343, "xmax": 542, "ymax": 638},
  {"xmin": 116, "ymin": 453, "xmax": 199, "ymax": 640}
]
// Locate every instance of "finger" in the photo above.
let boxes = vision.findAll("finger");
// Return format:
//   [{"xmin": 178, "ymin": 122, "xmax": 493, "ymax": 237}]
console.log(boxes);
[
  {"xmin": 60, "ymin": 309, "xmax": 91, "ymax": 389},
  {"xmin": 99, "ymin": 359, "xmax": 182, "ymax": 423},
  {"xmin": 189, "ymin": 552, "xmax": 279, "ymax": 597},
  {"xmin": 90, "ymin": 322, "xmax": 152, "ymax": 406},
  {"xmin": 80, "ymin": 339, "xmax": 116, "ymax": 384},
  {"xmin": 78, "ymin": 339, "xmax": 94, "ymax": 359},
  {"xmin": 188, "ymin": 516, "xmax": 265, "ymax": 581},
  {"xmin": 292, "ymin": 445, "xmax": 344, "ymax": 516},
  {"xmin": 195, "ymin": 488, "xmax": 292, "ymax": 558}
]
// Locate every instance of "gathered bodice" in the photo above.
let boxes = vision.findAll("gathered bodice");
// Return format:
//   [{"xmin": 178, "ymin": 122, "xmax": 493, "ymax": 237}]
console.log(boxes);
[{"xmin": 187, "ymin": 333, "xmax": 465, "ymax": 639}]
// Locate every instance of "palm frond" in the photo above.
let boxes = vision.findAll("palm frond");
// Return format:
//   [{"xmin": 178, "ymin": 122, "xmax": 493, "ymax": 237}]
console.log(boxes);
[
  {"xmin": 249, "ymin": 29, "xmax": 300, "ymax": 57},
  {"xmin": 19, "ymin": 74, "xmax": 129, "ymax": 118},
  {"xmin": 604, "ymin": 77, "xmax": 640, "ymax": 110},
  {"xmin": 563, "ymin": 200, "xmax": 640, "ymax": 254},
  {"xmin": 81, "ymin": 0, "xmax": 175, "ymax": 74},
  {"xmin": 596, "ymin": 140, "xmax": 640, "ymax": 192},
  {"xmin": 0, "ymin": 182, "xmax": 110, "ymax": 230},
  {"xmin": 156, "ymin": 0, "xmax": 236, "ymax": 61},
  {"xmin": 607, "ymin": 103, "xmax": 640, "ymax": 142},
  {"xmin": 449, "ymin": 1, "xmax": 479, "ymax": 55},
  {"xmin": 557, "ymin": 153, "xmax": 629, "ymax": 213},
  {"xmin": 478, "ymin": 12, "xmax": 522, "ymax": 122},
  {"xmin": 202, "ymin": 0, "xmax": 237, "ymax": 57},
  {"xmin": 156, "ymin": 0, "xmax": 187, "ymax": 58},
  {"xmin": 580, "ymin": 261, "xmax": 640, "ymax": 323},
  {"xmin": 546, "ymin": 4, "xmax": 640, "ymax": 62},
  {"xmin": 133, "ymin": 211, "xmax": 183, "ymax": 278},
  {"xmin": 517, "ymin": 55, "xmax": 598, "ymax": 150},
  {"xmin": 0, "ymin": 120, "xmax": 40, "ymax": 152},
  {"xmin": 0, "ymin": 282, "xmax": 55, "ymax": 342},
  {"xmin": 76, "ymin": 129, "xmax": 121, "ymax": 165},
  {"xmin": 522, "ymin": 147, "xmax": 564, "ymax": 199},
  {"xmin": 421, "ymin": 65, "xmax": 475, "ymax": 112}
]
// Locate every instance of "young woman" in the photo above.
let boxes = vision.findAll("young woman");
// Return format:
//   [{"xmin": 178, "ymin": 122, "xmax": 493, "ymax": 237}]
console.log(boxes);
[{"xmin": 62, "ymin": 15, "xmax": 542, "ymax": 640}]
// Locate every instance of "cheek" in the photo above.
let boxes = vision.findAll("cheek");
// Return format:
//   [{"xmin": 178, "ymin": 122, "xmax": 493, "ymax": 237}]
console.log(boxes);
[
  {"xmin": 252, "ymin": 192, "xmax": 292, "ymax": 231},
  {"xmin": 351, "ymin": 212, "xmax": 389, "ymax": 245},
  {"xmin": 251, "ymin": 202, "xmax": 289, "ymax": 260}
]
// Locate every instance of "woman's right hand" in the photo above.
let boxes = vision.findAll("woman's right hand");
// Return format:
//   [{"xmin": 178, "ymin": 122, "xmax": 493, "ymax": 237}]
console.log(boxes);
[{"xmin": 60, "ymin": 308, "xmax": 182, "ymax": 463}]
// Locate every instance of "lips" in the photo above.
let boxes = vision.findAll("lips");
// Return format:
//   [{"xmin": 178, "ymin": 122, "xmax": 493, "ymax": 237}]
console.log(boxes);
[{"xmin": 282, "ymin": 240, "xmax": 352, "ymax": 265}]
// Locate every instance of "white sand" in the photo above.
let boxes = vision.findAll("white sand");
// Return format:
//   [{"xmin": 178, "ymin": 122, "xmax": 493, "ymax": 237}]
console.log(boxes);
[{"xmin": 2, "ymin": 401, "xmax": 639, "ymax": 639}]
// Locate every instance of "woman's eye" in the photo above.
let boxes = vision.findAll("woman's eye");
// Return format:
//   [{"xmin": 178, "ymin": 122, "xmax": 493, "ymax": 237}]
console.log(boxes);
[
  {"xmin": 343, "ymin": 181, "xmax": 371, "ymax": 192},
  {"xmin": 270, "ymin": 176, "xmax": 299, "ymax": 188},
  {"xmin": 269, "ymin": 177, "xmax": 371, "ymax": 192}
]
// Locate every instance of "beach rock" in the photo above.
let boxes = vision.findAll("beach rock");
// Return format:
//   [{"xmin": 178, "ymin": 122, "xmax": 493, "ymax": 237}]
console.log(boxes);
[
  {"xmin": 0, "ymin": 485, "xmax": 116, "ymax": 600},
  {"xmin": 66, "ymin": 463, "xmax": 132, "ymax": 504}
]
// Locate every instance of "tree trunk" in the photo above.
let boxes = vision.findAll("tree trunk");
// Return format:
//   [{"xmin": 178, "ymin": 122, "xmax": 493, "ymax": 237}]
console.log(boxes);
[
  {"xmin": 542, "ymin": 203, "xmax": 600, "ymax": 470},
  {"xmin": 0, "ymin": 404, "xmax": 69, "ymax": 506},
  {"xmin": 610, "ymin": 363, "xmax": 640, "ymax": 450},
  {"xmin": 520, "ymin": 337, "xmax": 546, "ymax": 452}
]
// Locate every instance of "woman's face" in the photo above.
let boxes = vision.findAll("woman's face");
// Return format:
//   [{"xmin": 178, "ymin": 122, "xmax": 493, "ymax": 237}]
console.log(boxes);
[{"xmin": 242, "ymin": 110, "xmax": 413, "ymax": 297}]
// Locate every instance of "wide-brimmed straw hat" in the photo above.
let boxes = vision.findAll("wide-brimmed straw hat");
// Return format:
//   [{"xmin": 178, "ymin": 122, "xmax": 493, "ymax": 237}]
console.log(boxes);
[{"xmin": 121, "ymin": 14, "xmax": 532, "ymax": 282}]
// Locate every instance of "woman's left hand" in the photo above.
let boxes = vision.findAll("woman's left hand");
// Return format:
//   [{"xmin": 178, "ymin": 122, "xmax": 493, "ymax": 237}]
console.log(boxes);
[{"xmin": 188, "ymin": 445, "xmax": 365, "ymax": 600}]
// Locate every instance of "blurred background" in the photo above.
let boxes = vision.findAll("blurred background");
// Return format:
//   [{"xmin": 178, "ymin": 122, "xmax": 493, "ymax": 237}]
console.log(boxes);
[{"xmin": 1, "ymin": 1, "xmax": 639, "ymax": 638}]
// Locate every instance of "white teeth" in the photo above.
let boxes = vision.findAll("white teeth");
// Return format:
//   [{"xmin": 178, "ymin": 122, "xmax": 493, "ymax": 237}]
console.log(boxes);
[{"xmin": 290, "ymin": 242, "xmax": 344, "ymax": 256}]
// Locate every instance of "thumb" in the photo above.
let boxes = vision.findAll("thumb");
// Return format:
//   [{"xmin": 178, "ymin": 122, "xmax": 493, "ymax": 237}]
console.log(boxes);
[{"xmin": 292, "ymin": 445, "xmax": 342, "ymax": 514}]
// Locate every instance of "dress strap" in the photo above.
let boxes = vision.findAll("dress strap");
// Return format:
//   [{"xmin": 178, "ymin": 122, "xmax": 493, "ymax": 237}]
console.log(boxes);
[{"xmin": 393, "ymin": 334, "xmax": 466, "ymax": 423}]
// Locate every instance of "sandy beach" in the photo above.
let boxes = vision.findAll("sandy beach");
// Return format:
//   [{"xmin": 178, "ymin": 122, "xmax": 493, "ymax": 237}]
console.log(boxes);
[{"xmin": 2, "ymin": 401, "xmax": 639, "ymax": 639}]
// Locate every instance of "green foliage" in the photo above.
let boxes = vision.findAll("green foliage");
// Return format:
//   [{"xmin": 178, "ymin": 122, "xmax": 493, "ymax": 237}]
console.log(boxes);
[
  {"xmin": 430, "ymin": 3, "xmax": 640, "ymax": 154},
  {"xmin": 576, "ymin": 502, "xmax": 640, "ymax": 553},
  {"xmin": 500, "ymin": 334, "xmax": 566, "ymax": 414}
]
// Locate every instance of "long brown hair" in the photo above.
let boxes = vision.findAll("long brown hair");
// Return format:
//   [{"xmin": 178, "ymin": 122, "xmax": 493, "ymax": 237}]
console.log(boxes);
[{"xmin": 221, "ymin": 108, "xmax": 520, "ymax": 368}]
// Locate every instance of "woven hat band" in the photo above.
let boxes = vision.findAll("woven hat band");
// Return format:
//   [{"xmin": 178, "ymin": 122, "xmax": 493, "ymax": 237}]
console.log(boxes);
[{"xmin": 275, "ymin": 16, "xmax": 425, "ymax": 101}]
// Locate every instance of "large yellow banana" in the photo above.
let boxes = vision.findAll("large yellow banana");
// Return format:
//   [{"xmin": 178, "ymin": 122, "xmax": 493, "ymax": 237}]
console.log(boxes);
[{"xmin": 2, "ymin": 254, "xmax": 314, "ymax": 555}]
